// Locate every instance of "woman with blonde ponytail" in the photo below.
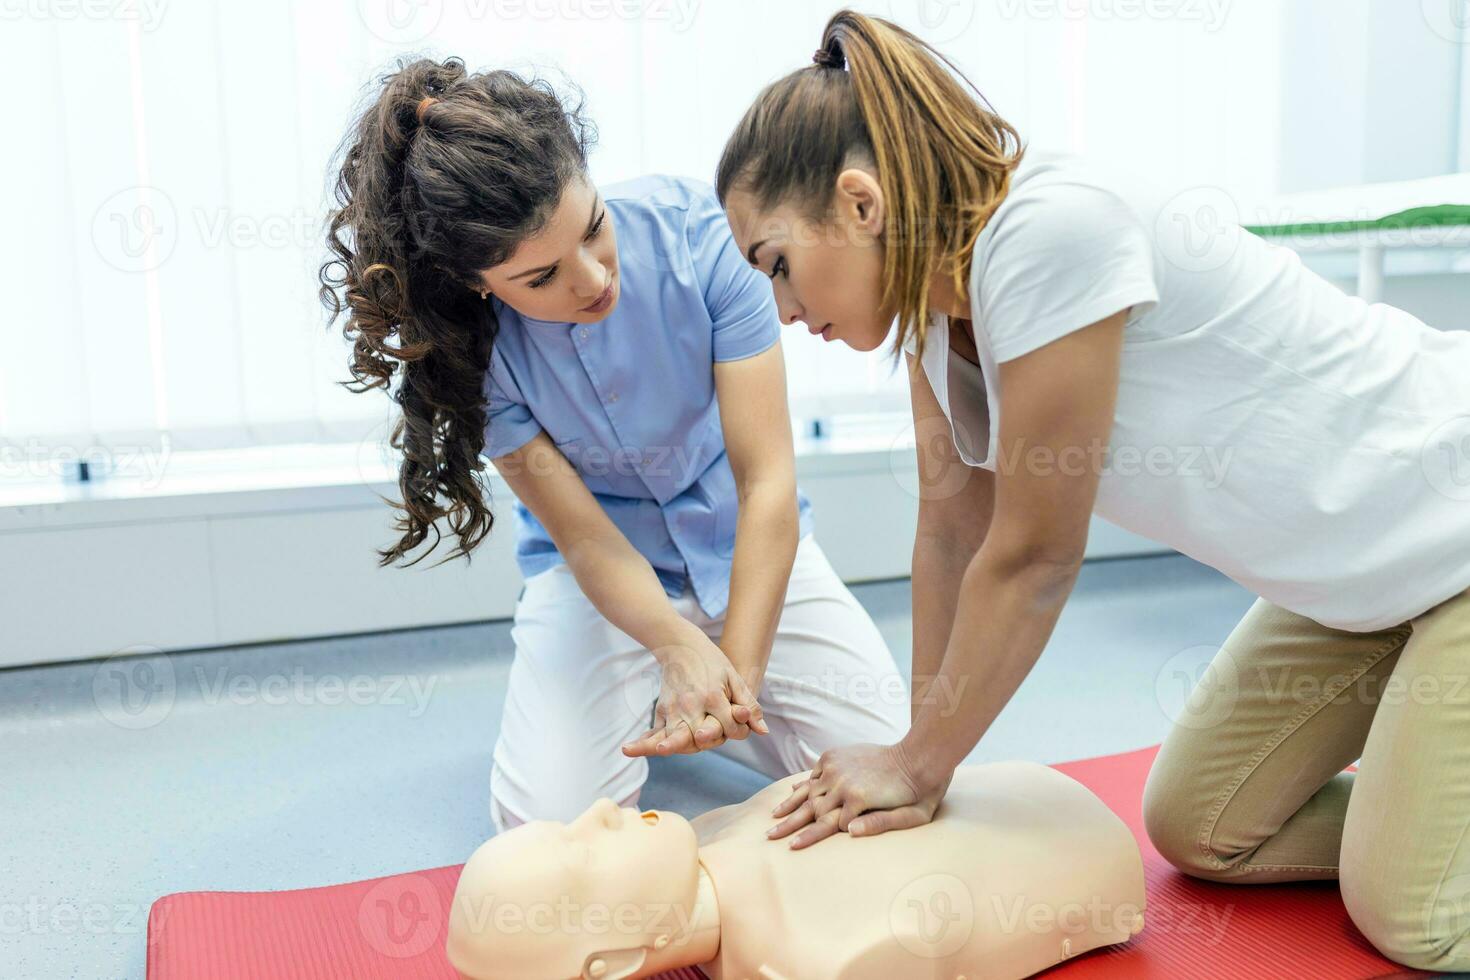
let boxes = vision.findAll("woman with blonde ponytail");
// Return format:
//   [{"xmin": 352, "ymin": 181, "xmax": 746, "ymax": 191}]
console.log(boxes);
[
  {"xmin": 718, "ymin": 10, "xmax": 1470, "ymax": 972},
  {"xmin": 321, "ymin": 55, "xmax": 907, "ymax": 833}
]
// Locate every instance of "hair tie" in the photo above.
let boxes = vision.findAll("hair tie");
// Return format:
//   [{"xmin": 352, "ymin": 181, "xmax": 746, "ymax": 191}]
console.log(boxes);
[
  {"xmin": 812, "ymin": 44, "xmax": 844, "ymax": 70},
  {"xmin": 415, "ymin": 95, "xmax": 436, "ymax": 124}
]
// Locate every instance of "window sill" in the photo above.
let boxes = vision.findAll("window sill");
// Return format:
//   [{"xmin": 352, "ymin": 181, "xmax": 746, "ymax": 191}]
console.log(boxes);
[{"xmin": 0, "ymin": 427, "xmax": 921, "ymax": 532}]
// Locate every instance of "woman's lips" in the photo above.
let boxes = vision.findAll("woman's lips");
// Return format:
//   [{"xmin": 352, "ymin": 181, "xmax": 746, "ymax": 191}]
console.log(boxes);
[
  {"xmin": 808, "ymin": 322, "xmax": 834, "ymax": 342},
  {"xmin": 581, "ymin": 280, "xmax": 615, "ymax": 314}
]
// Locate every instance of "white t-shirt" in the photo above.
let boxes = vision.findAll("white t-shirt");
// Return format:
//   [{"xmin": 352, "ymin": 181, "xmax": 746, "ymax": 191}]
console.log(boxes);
[{"xmin": 908, "ymin": 150, "xmax": 1470, "ymax": 632}]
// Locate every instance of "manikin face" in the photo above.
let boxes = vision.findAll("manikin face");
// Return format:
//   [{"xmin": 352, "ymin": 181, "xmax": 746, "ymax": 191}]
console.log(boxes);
[
  {"xmin": 477, "ymin": 177, "xmax": 621, "ymax": 324},
  {"xmin": 723, "ymin": 168, "xmax": 896, "ymax": 353},
  {"xmin": 447, "ymin": 799, "xmax": 701, "ymax": 980}
]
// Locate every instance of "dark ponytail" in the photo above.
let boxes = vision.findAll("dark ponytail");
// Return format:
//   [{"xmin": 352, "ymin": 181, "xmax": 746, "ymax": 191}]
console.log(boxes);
[{"xmin": 320, "ymin": 56, "xmax": 594, "ymax": 566}]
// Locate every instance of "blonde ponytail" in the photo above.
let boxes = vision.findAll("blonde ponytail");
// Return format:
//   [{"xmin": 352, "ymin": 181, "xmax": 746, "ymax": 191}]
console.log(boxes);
[{"xmin": 716, "ymin": 9, "xmax": 1023, "ymax": 358}]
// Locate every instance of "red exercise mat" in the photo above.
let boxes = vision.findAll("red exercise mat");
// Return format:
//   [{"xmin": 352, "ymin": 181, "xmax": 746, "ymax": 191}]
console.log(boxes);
[
  {"xmin": 1046, "ymin": 746, "xmax": 1427, "ymax": 980},
  {"xmin": 145, "ymin": 861, "xmax": 702, "ymax": 980},
  {"xmin": 147, "ymin": 745, "xmax": 1429, "ymax": 979}
]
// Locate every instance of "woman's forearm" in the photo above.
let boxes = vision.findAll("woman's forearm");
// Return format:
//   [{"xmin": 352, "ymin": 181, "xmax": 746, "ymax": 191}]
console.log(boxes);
[
  {"xmin": 902, "ymin": 546, "xmax": 1082, "ymax": 781},
  {"xmin": 718, "ymin": 481, "xmax": 799, "ymax": 692},
  {"xmin": 561, "ymin": 533, "xmax": 709, "ymax": 658},
  {"xmin": 909, "ymin": 528, "xmax": 977, "ymax": 723}
]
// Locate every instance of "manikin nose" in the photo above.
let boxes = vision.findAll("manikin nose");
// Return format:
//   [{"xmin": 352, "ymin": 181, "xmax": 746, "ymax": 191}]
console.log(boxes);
[
  {"xmin": 567, "ymin": 798, "xmax": 621, "ymax": 835},
  {"xmin": 590, "ymin": 798, "xmax": 622, "ymax": 830}
]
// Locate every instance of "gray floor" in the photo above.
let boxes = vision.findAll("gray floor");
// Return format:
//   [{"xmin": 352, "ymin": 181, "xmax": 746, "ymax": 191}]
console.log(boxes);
[{"xmin": 0, "ymin": 553, "xmax": 1255, "ymax": 980}]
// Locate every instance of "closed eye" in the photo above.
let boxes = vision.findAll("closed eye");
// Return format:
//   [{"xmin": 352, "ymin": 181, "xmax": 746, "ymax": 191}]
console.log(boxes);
[
  {"xmin": 527, "ymin": 209, "xmax": 607, "ymax": 290},
  {"xmin": 768, "ymin": 256, "xmax": 788, "ymax": 280}
]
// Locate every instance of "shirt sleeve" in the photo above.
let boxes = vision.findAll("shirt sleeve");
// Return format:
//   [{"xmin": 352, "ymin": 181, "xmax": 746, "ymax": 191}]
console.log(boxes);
[
  {"xmin": 686, "ymin": 182, "xmax": 782, "ymax": 363},
  {"xmin": 482, "ymin": 342, "xmax": 543, "ymax": 459},
  {"xmin": 975, "ymin": 178, "xmax": 1159, "ymax": 363}
]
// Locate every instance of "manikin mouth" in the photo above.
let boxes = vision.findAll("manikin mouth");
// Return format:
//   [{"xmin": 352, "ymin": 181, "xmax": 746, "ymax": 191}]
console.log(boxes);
[{"xmin": 640, "ymin": 811, "xmax": 660, "ymax": 826}]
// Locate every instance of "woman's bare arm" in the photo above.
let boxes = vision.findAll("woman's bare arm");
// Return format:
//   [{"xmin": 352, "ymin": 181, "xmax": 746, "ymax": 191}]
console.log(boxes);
[
  {"xmin": 907, "ymin": 351, "xmax": 995, "ymax": 723},
  {"xmin": 712, "ymin": 342, "xmax": 801, "ymax": 694}
]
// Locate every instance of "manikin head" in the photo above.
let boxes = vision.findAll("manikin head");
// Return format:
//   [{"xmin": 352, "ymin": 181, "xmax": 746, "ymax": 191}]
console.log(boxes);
[{"xmin": 447, "ymin": 799, "xmax": 701, "ymax": 980}]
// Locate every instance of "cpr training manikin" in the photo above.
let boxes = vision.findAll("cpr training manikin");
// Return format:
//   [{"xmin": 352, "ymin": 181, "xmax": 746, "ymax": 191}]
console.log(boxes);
[{"xmin": 445, "ymin": 760, "xmax": 1146, "ymax": 979}]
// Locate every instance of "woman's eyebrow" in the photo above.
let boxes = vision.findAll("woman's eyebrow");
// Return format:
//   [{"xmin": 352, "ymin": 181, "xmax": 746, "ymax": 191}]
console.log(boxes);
[
  {"xmin": 507, "ymin": 196, "xmax": 604, "ymax": 281},
  {"xmin": 507, "ymin": 261, "xmax": 556, "ymax": 281},
  {"xmin": 745, "ymin": 239, "xmax": 768, "ymax": 266},
  {"xmin": 582, "ymin": 194, "xmax": 603, "ymax": 236}
]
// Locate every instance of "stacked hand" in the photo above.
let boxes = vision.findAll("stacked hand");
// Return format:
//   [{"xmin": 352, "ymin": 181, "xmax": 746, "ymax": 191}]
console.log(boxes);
[
  {"xmin": 622, "ymin": 634, "xmax": 768, "ymax": 757},
  {"xmin": 766, "ymin": 741, "xmax": 953, "ymax": 849}
]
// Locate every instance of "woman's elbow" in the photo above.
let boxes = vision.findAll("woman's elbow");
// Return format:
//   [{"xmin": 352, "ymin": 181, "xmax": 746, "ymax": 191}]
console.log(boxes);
[
  {"xmin": 737, "ymin": 472, "xmax": 799, "ymax": 513},
  {"xmin": 974, "ymin": 539, "xmax": 1086, "ymax": 602}
]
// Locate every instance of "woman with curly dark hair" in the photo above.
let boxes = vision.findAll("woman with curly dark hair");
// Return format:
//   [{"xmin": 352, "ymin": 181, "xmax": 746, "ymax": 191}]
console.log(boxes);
[{"xmin": 320, "ymin": 56, "xmax": 906, "ymax": 831}]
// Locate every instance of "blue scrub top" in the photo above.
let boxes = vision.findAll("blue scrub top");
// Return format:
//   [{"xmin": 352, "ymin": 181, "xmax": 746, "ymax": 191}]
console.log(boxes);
[{"xmin": 482, "ymin": 175, "xmax": 814, "ymax": 617}]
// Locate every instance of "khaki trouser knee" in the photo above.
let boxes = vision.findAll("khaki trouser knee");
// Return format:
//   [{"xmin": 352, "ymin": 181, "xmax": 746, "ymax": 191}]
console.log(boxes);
[{"xmin": 1142, "ymin": 587, "xmax": 1470, "ymax": 971}]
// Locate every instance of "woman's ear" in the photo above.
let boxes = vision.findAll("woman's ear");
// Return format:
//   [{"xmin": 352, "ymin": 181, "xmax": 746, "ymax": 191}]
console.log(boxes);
[{"xmin": 834, "ymin": 167, "xmax": 885, "ymax": 242}]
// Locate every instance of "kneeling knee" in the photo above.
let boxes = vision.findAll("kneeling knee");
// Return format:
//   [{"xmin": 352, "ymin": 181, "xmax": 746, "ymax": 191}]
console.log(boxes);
[
  {"xmin": 1142, "ymin": 768, "xmax": 1237, "ymax": 882},
  {"xmin": 1342, "ymin": 869, "xmax": 1470, "ymax": 972}
]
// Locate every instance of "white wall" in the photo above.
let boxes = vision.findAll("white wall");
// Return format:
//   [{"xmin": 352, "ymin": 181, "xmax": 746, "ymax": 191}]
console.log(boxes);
[
  {"xmin": 1279, "ymin": 0, "xmax": 1463, "ymax": 192},
  {"xmin": 0, "ymin": 447, "xmax": 1167, "ymax": 669}
]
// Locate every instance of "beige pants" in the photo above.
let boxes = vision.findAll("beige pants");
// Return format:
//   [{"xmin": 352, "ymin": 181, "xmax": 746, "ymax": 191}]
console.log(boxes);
[{"xmin": 1143, "ymin": 585, "xmax": 1470, "ymax": 972}]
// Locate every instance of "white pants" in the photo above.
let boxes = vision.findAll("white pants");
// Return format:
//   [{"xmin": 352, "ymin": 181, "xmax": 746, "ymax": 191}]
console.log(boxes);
[{"xmin": 489, "ymin": 534, "xmax": 910, "ymax": 831}]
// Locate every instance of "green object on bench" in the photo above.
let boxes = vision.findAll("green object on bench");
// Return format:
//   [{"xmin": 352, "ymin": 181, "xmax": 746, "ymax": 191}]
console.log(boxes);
[{"xmin": 1247, "ymin": 203, "xmax": 1470, "ymax": 239}]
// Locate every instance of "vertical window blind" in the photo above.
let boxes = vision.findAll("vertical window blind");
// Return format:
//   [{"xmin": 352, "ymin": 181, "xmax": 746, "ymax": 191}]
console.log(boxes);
[{"xmin": 9, "ymin": 0, "xmax": 1439, "ymax": 482}]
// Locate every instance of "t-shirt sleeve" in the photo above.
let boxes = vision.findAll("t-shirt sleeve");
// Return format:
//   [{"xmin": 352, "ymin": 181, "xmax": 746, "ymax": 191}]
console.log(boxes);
[
  {"xmin": 686, "ymin": 182, "xmax": 782, "ymax": 363},
  {"xmin": 974, "ymin": 179, "xmax": 1159, "ymax": 363},
  {"xmin": 482, "ymin": 343, "xmax": 543, "ymax": 459}
]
